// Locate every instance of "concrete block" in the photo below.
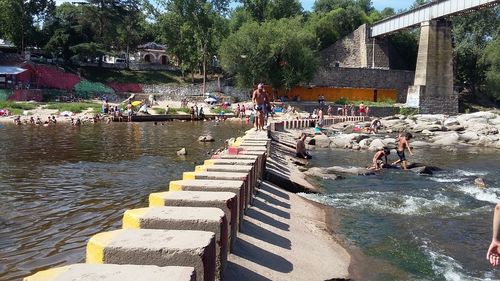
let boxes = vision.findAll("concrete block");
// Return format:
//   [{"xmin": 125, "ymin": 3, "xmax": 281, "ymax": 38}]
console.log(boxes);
[
  {"xmin": 86, "ymin": 229, "xmax": 216, "ymax": 281},
  {"xmin": 211, "ymin": 154, "xmax": 264, "ymax": 179},
  {"xmin": 182, "ymin": 171, "xmax": 250, "ymax": 209},
  {"xmin": 203, "ymin": 159, "xmax": 257, "ymax": 189},
  {"xmin": 169, "ymin": 179, "xmax": 245, "ymax": 227},
  {"xmin": 148, "ymin": 191, "xmax": 237, "ymax": 251},
  {"xmin": 123, "ymin": 207, "xmax": 227, "ymax": 278},
  {"xmin": 24, "ymin": 264, "xmax": 196, "ymax": 281}
]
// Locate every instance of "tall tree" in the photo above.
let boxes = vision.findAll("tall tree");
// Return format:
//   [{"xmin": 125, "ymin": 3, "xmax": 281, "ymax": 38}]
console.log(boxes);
[
  {"xmin": 219, "ymin": 17, "xmax": 317, "ymax": 91},
  {"xmin": 157, "ymin": 0, "xmax": 229, "ymax": 90},
  {"xmin": 0, "ymin": 0, "xmax": 55, "ymax": 52}
]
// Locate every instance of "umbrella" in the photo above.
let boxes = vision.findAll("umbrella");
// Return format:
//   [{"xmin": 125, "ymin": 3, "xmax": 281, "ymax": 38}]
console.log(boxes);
[{"xmin": 131, "ymin": 101, "xmax": 142, "ymax": 107}]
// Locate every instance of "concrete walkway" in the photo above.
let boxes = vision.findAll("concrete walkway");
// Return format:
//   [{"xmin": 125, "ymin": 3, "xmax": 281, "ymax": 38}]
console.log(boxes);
[{"xmin": 224, "ymin": 180, "xmax": 350, "ymax": 281}]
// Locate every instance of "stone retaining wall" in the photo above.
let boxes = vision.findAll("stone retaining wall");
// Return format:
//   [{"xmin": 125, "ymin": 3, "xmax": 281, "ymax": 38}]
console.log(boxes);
[{"xmin": 143, "ymin": 81, "xmax": 251, "ymax": 103}]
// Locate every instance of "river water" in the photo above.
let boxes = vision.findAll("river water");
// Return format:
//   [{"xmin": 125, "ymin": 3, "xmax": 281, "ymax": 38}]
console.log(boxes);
[
  {"xmin": 0, "ymin": 121, "xmax": 248, "ymax": 280},
  {"xmin": 302, "ymin": 146, "xmax": 500, "ymax": 280}
]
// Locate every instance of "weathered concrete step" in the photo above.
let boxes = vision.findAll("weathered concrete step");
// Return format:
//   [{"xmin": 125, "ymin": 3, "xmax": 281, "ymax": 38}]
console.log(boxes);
[
  {"xmin": 24, "ymin": 264, "xmax": 196, "ymax": 281},
  {"xmin": 211, "ymin": 153, "xmax": 264, "ymax": 180},
  {"xmin": 169, "ymin": 179, "xmax": 245, "ymax": 227},
  {"xmin": 86, "ymin": 229, "xmax": 216, "ymax": 281},
  {"xmin": 148, "ymin": 191, "xmax": 237, "ymax": 251},
  {"xmin": 123, "ymin": 206, "xmax": 227, "ymax": 278},
  {"xmin": 182, "ymin": 171, "xmax": 251, "ymax": 209}
]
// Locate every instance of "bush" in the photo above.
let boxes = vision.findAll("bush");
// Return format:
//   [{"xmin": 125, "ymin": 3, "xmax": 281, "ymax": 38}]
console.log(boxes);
[
  {"xmin": 335, "ymin": 97, "xmax": 348, "ymax": 105},
  {"xmin": 399, "ymin": 106, "xmax": 418, "ymax": 116},
  {"xmin": 153, "ymin": 107, "xmax": 166, "ymax": 115},
  {"xmin": 211, "ymin": 107, "xmax": 233, "ymax": 114}
]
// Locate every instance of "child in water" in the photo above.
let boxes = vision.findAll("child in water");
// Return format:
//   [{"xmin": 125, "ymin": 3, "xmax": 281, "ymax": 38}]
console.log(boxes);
[
  {"xmin": 368, "ymin": 147, "xmax": 390, "ymax": 170},
  {"xmin": 392, "ymin": 132, "xmax": 413, "ymax": 170}
]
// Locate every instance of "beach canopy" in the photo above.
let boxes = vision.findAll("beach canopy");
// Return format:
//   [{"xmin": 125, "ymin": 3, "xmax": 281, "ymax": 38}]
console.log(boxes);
[
  {"xmin": 131, "ymin": 101, "xmax": 142, "ymax": 107},
  {"xmin": 204, "ymin": 97, "xmax": 217, "ymax": 103},
  {"xmin": 0, "ymin": 66, "xmax": 28, "ymax": 75}
]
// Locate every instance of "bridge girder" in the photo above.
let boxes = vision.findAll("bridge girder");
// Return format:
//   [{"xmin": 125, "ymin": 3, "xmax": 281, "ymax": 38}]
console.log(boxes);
[{"xmin": 370, "ymin": 0, "xmax": 499, "ymax": 38}]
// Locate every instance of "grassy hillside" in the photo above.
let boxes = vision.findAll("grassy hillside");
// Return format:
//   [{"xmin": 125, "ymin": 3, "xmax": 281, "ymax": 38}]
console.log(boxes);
[{"xmin": 79, "ymin": 67, "xmax": 184, "ymax": 84}]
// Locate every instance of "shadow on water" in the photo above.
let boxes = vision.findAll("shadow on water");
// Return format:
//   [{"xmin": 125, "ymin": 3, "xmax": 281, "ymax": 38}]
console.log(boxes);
[{"xmin": 0, "ymin": 121, "xmax": 249, "ymax": 280}]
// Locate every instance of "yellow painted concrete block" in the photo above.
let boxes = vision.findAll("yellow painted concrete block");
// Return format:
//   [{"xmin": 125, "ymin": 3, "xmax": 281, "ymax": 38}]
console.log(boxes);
[
  {"xmin": 24, "ymin": 266, "xmax": 69, "ymax": 281},
  {"xmin": 149, "ymin": 192, "xmax": 166, "ymax": 207},
  {"xmin": 183, "ymin": 172, "xmax": 197, "ymax": 180},
  {"xmin": 122, "ymin": 208, "xmax": 149, "ymax": 229},
  {"xmin": 195, "ymin": 165, "xmax": 207, "ymax": 172},
  {"xmin": 86, "ymin": 231, "xmax": 120, "ymax": 264},
  {"xmin": 169, "ymin": 180, "xmax": 184, "ymax": 191}
]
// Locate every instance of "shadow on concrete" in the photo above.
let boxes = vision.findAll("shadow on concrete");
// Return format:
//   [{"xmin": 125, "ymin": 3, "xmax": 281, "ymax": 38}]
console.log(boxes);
[
  {"xmin": 259, "ymin": 181, "xmax": 290, "ymax": 200},
  {"xmin": 240, "ymin": 219, "xmax": 291, "ymax": 249},
  {"xmin": 257, "ymin": 192, "xmax": 291, "ymax": 209},
  {"xmin": 253, "ymin": 198, "xmax": 291, "ymax": 220},
  {"xmin": 246, "ymin": 208, "xmax": 290, "ymax": 231},
  {"xmin": 232, "ymin": 239, "xmax": 293, "ymax": 273},
  {"xmin": 223, "ymin": 261, "xmax": 273, "ymax": 281}
]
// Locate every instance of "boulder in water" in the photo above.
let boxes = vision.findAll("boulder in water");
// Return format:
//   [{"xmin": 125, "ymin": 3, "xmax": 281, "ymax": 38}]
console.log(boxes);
[
  {"xmin": 198, "ymin": 135, "xmax": 215, "ymax": 142},
  {"xmin": 324, "ymin": 166, "xmax": 375, "ymax": 176},
  {"xmin": 177, "ymin": 148, "xmax": 187, "ymax": 155},
  {"xmin": 474, "ymin": 177, "xmax": 486, "ymax": 188}
]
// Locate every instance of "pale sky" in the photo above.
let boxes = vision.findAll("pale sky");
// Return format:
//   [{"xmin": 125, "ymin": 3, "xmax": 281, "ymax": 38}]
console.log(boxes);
[{"xmin": 55, "ymin": 0, "xmax": 416, "ymax": 12}]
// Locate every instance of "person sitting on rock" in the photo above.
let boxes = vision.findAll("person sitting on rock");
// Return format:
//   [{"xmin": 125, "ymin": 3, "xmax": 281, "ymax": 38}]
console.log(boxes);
[
  {"xmin": 368, "ymin": 147, "xmax": 390, "ymax": 171},
  {"xmin": 296, "ymin": 133, "xmax": 312, "ymax": 159},
  {"xmin": 392, "ymin": 132, "xmax": 414, "ymax": 170}
]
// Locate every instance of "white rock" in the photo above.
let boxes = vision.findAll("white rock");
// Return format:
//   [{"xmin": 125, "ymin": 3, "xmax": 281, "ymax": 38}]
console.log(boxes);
[
  {"xmin": 358, "ymin": 138, "xmax": 371, "ymax": 149},
  {"xmin": 314, "ymin": 134, "xmax": 331, "ymax": 148},
  {"xmin": 368, "ymin": 138, "xmax": 385, "ymax": 151},
  {"xmin": 459, "ymin": 131, "xmax": 479, "ymax": 142},
  {"xmin": 421, "ymin": 129, "xmax": 434, "ymax": 136},
  {"xmin": 432, "ymin": 132, "xmax": 459, "ymax": 146},
  {"xmin": 444, "ymin": 117, "xmax": 460, "ymax": 127}
]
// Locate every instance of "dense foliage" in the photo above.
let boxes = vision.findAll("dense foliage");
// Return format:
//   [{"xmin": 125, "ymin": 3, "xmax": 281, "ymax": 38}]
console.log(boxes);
[{"xmin": 0, "ymin": 0, "xmax": 497, "ymax": 103}]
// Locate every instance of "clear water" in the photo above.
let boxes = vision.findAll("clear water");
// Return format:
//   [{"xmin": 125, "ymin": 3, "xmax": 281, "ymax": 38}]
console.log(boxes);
[
  {"xmin": 0, "ymin": 121, "xmax": 248, "ymax": 280},
  {"xmin": 301, "ymin": 147, "xmax": 500, "ymax": 280}
]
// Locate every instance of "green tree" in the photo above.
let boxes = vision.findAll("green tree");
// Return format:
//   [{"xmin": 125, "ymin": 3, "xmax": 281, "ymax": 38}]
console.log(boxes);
[
  {"xmin": 219, "ymin": 17, "xmax": 317, "ymax": 92},
  {"xmin": 0, "ymin": 0, "xmax": 56, "ymax": 51},
  {"xmin": 306, "ymin": 6, "xmax": 368, "ymax": 50},
  {"xmin": 482, "ymin": 38, "xmax": 500, "ymax": 102},
  {"xmin": 452, "ymin": 7, "xmax": 500, "ymax": 99},
  {"xmin": 157, "ymin": 0, "xmax": 229, "ymax": 89}
]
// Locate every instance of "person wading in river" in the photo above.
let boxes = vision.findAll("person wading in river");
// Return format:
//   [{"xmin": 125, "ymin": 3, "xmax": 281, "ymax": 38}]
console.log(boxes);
[
  {"xmin": 392, "ymin": 132, "xmax": 413, "ymax": 170},
  {"xmin": 252, "ymin": 83, "xmax": 266, "ymax": 131}
]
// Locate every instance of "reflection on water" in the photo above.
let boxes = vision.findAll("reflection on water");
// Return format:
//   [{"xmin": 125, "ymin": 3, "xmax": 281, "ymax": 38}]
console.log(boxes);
[
  {"xmin": 301, "ymin": 147, "xmax": 500, "ymax": 281},
  {"xmin": 0, "ymin": 121, "xmax": 248, "ymax": 280}
]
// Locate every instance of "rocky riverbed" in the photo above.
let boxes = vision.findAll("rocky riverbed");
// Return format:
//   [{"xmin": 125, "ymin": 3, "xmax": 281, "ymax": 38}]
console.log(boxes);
[{"xmin": 307, "ymin": 111, "xmax": 500, "ymax": 151}]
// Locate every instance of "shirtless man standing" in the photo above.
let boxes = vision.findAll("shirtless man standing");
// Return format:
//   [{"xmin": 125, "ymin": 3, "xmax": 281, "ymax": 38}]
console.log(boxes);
[
  {"xmin": 252, "ymin": 83, "xmax": 266, "ymax": 131},
  {"xmin": 392, "ymin": 132, "xmax": 414, "ymax": 170}
]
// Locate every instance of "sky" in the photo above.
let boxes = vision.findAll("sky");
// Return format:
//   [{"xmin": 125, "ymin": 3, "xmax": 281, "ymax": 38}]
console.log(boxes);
[{"xmin": 55, "ymin": 0, "xmax": 416, "ymax": 12}]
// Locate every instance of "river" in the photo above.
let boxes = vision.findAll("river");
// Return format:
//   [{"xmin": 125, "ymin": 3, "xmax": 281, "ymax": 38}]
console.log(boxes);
[
  {"xmin": 301, "ymin": 146, "xmax": 500, "ymax": 280},
  {"xmin": 0, "ymin": 121, "xmax": 248, "ymax": 280}
]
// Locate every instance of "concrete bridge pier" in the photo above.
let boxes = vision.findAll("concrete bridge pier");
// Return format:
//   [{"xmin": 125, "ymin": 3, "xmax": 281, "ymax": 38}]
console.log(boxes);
[{"xmin": 406, "ymin": 19, "xmax": 458, "ymax": 114}]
